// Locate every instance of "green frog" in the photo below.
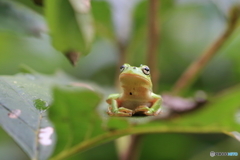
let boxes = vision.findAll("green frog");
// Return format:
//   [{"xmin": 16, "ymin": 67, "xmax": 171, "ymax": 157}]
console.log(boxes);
[{"xmin": 106, "ymin": 63, "xmax": 162, "ymax": 116}]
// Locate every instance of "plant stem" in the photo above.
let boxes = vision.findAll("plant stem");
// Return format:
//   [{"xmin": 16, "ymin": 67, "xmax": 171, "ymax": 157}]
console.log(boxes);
[
  {"xmin": 121, "ymin": 135, "xmax": 142, "ymax": 160},
  {"xmin": 172, "ymin": 6, "xmax": 240, "ymax": 95},
  {"xmin": 115, "ymin": 42, "xmax": 127, "ymax": 88},
  {"xmin": 120, "ymin": 1, "xmax": 161, "ymax": 160},
  {"xmin": 50, "ymin": 125, "xmax": 226, "ymax": 160},
  {"xmin": 147, "ymin": 0, "xmax": 160, "ymax": 92}
]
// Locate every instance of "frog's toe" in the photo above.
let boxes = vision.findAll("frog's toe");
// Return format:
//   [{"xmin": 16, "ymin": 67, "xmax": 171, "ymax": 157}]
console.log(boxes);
[
  {"xmin": 107, "ymin": 107, "xmax": 114, "ymax": 116},
  {"xmin": 144, "ymin": 111, "xmax": 154, "ymax": 116},
  {"xmin": 107, "ymin": 111, "xmax": 113, "ymax": 116},
  {"xmin": 135, "ymin": 105, "xmax": 149, "ymax": 113},
  {"xmin": 144, "ymin": 109, "xmax": 161, "ymax": 116},
  {"xmin": 118, "ymin": 107, "xmax": 133, "ymax": 113},
  {"xmin": 117, "ymin": 107, "xmax": 133, "ymax": 116},
  {"xmin": 107, "ymin": 107, "xmax": 133, "ymax": 117},
  {"xmin": 153, "ymin": 109, "xmax": 161, "ymax": 116},
  {"xmin": 115, "ymin": 112, "xmax": 132, "ymax": 117},
  {"xmin": 107, "ymin": 110, "xmax": 132, "ymax": 117}
]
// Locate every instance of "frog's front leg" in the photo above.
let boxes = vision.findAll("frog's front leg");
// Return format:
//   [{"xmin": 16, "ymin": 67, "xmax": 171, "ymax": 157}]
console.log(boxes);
[
  {"xmin": 135, "ymin": 95, "xmax": 162, "ymax": 116},
  {"xmin": 107, "ymin": 94, "xmax": 133, "ymax": 117}
]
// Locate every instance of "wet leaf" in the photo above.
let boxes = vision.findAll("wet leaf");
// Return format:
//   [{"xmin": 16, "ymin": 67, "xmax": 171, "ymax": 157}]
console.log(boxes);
[
  {"xmin": 0, "ymin": 71, "xmax": 96, "ymax": 160},
  {"xmin": 0, "ymin": 73, "xmax": 55, "ymax": 160},
  {"xmin": 45, "ymin": 0, "xmax": 94, "ymax": 57}
]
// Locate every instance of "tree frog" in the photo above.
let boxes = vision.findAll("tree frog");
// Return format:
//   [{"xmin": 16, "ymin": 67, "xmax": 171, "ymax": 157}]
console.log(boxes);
[{"xmin": 106, "ymin": 63, "xmax": 162, "ymax": 117}]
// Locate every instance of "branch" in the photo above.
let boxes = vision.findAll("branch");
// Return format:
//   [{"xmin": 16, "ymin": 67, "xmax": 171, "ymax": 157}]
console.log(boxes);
[
  {"xmin": 121, "ymin": 135, "xmax": 142, "ymax": 160},
  {"xmin": 119, "ymin": 1, "xmax": 161, "ymax": 160},
  {"xmin": 172, "ymin": 6, "xmax": 240, "ymax": 95},
  {"xmin": 147, "ymin": 0, "xmax": 160, "ymax": 91},
  {"xmin": 50, "ymin": 122, "xmax": 230, "ymax": 160},
  {"xmin": 115, "ymin": 42, "xmax": 128, "ymax": 87}
]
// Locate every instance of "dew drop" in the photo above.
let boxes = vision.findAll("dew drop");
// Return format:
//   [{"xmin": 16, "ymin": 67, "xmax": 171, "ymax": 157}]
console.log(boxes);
[{"xmin": 34, "ymin": 99, "xmax": 48, "ymax": 111}]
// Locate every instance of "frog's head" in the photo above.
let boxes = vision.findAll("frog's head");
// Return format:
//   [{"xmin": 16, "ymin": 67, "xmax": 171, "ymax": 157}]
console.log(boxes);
[{"xmin": 119, "ymin": 63, "xmax": 152, "ymax": 89}]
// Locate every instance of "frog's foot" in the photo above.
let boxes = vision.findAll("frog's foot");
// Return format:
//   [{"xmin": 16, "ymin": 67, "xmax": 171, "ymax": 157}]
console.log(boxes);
[
  {"xmin": 135, "ymin": 105, "xmax": 161, "ymax": 116},
  {"xmin": 107, "ymin": 107, "xmax": 133, "ymax": 117}
]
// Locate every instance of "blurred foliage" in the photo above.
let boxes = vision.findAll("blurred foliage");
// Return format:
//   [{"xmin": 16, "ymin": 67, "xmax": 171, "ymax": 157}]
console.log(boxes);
[
  {"xmin": 0, "ymin": 0, "xmax": 240, "ymax": 160},
  {"xmin": 45, "ymin": 0, "xmax": 94, "ymax": 58}
]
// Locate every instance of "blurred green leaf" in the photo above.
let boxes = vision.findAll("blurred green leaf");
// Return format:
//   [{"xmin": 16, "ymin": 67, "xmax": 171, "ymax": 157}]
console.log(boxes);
[
  {"xmin": 15, "ymin": 0, "xmax": 43, "ymax": 14},
  {"xmin": 45, "ymin": 0, "xmax": 94, "ymax": 56},
  {"xmin": 91, "ymin": 1, "xmax": 114, "ymax": 40},
  {"xmin": 164, "ymin": 86, "xmax": 240, "ymax": 131},
  {"xmin": 49, "ymin": 87, "xmax": 103, "ymax": 159},
  {"xmin": 0, "ymin": 32, "xmax": 66, "ymax": 75},
  {"xmin": 0, "ymin": 0, "xmax": 46, "ymax": 36},
  {"xmin": 107, "ymin": 117, "xmax": 130, "ymax": 130},
  {"xmin": 140, "ymin": 133, "xmax": 198, "ymax": 160},
  {"xmin": 0, "ymin": 127, "xmax": 29, "ymax": 160}
]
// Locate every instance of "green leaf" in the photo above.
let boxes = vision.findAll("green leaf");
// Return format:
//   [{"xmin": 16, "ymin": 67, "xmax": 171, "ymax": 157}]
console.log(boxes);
[
  {"xmin": 0, "ymin": 73, "xmax": 55, "ymax": 160},
  {"xmin": 0, "ymin": 0, "xmax": 46, "ymax": 36},
  {"xmin": 45, "ymin": 0, "xmax": 94, "ymax": 55},
  {"xmin": 91, "ymin": 1, "xmax": 114, "ymax": 40},
  {"xmin": 48, "ymin": 87, "xmax": 103, "ymax": 159},
  {"xmin": 49, "ymin": 85, "xmax": 240, "ymax": 160},
  {"xmin": 0, "ymin": 71, "xmax": 97, "ymax": 160}
]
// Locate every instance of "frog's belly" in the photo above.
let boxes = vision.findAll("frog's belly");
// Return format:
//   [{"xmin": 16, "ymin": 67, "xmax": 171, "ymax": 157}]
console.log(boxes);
[{"xmin": 121, "ymin": 100, "xmax": 152, "ymax": 110}]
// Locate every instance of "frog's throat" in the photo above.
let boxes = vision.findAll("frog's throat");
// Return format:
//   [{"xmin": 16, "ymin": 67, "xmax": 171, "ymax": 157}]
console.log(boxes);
[{"xmin": 119, "ymin": 73, "xmax": 152, "ymax": 87}]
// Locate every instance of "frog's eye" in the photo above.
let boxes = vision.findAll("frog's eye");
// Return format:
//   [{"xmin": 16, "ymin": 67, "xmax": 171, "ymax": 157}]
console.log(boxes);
[
  {"xmin": 142, "ymin": 66, "xmax": 150, "ymax": 75},
  {"xmin": 120, "ymin": 65, "xmax": 125, "ymax": 72}
]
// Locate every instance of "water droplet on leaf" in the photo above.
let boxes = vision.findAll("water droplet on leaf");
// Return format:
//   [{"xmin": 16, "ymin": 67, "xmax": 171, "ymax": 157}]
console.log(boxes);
[{"xmin": 34, "ymin": 99, "xmax": 48, "ymax": 111}]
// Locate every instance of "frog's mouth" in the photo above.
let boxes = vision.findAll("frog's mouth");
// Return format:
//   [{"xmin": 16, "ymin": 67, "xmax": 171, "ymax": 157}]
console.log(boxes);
[{"xmin": 119, "ymin": 73, "xmax": 151, "ymax": 86}]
